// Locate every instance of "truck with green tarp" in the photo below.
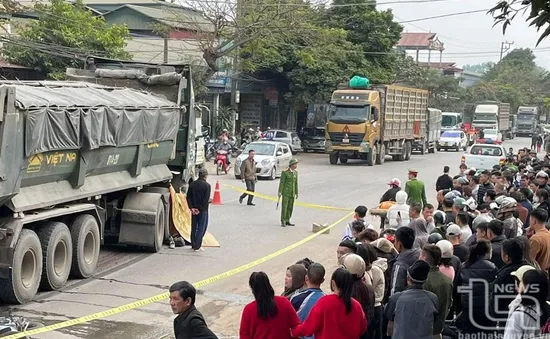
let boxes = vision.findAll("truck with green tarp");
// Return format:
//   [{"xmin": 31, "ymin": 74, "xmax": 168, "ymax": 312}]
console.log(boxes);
[{"xmin": 0, "ymin": 61, "xmax": 197, "ymax": 304}]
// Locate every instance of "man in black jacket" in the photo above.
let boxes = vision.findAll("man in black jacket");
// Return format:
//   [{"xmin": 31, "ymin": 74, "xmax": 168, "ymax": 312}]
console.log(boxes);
[
  {"xmin": 170, "ymin": 281, "xmax": 218, "ymax": 339},
  {"xmin": 487, "ymin": 220, "xmax": 506, "ymax": 269},
  {"xmin": 436, "ymin": 166, "xmax": 453, "ymax": 192},
  {"xmin": 490, "ymin": 238, "xmax": 531, "ymax": 333},
  {"xmin": 186, "ymin": 168, "xmax": 211, "ymax": 251}
]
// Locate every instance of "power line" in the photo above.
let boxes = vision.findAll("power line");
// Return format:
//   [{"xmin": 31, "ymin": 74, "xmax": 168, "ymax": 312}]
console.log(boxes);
[{"xmin": 398, "ymin": 8, "xmax": 489, "ymax": 23}]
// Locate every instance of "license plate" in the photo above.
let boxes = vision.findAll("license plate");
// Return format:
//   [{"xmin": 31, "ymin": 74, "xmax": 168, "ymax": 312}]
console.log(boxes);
[{"xmin": 343, "ymin": 138, "xmax": 349, "ymax": 143}]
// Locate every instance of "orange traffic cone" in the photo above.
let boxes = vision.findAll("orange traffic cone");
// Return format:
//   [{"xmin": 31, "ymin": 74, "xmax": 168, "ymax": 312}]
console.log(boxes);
[{"xmin": 212, "ymin": 181, "xmax": 222, "ymax": 205}]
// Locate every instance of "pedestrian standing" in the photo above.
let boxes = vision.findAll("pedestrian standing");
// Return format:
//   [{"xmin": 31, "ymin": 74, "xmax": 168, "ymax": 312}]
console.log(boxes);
[
  {"xmin": 290, "ymin": 267, "xmax": 367, "ymax": 339},
  {"xmin": 436, "ymin": 166, "xmax": 453, "ymax": 192},
  {"xmin": 279, "ymin": 158, "xmax": 299, "ymax": 227},
  {"xmin": 384, "ymin": 260, "xmax": 438, "ymax": 339},
  {"xmin": 169, "ymin": 281, "xmax": 218, "ymax": 339},
  {"xmin": 420, "ymin": 245, "xmax": 453, "ymax": 339},
  {"xmin": 240, "ymin": 272, "xmax": 300, "ymax": 339},
  {"xmin": 528, "ymin": 208, "xmax": 550, "ymax": 271},
  {"xmin": 405, "ymin": 168, "xmax": 427, "ymax": 207},
  {"xmin": 239, "ymin": 149, "xmax": 257, "ymax": 206},
  {"xmin": 186, "ymin": 168, "xmax": 211, "ymax": 252}
]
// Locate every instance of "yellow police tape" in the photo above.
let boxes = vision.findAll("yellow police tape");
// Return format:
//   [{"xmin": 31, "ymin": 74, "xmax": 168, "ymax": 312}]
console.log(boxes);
[
  {"xmin": 221, "ymin": 184, "xmax": 354, "ymax": 212},
  {"xmin": 5, "ymin": 211, "xmax": 354, "ymax": 339}
]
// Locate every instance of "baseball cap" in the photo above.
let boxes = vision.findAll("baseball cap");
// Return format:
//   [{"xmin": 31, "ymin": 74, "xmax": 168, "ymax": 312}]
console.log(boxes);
[
  {"xmin": 342, "ymin": 254, "xmax": 366, "ymax": 277},
  {"xmin": 446, "ymin": 223, "xmax": 462, "ymax": 237},
  {"xmin": 436, "ymin": 240, "xmax": 454, "ymax": 258},
  {"xmin": 388, "ymin": 178, "xmax": 401, "ymax": 187},
  {"xmin": 511, "ymin": 265, "xmax": 536, "ymax": 282},
  {"xmin": 371, "ymin": 238, "xmax": 398, "ymax": 255},
  {"xmin": 453, "ymin": 197, "xmax": 467, "ymax": 209},
  {"xmin": 537, "ymin": 170, "xmax": 549, "ymax": 178}
]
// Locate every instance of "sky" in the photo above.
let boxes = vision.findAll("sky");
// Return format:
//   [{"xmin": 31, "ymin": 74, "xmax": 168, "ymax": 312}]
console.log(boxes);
[{"xmin": 378, "ymin": 0, "xmax": 550, "ymax": 69}]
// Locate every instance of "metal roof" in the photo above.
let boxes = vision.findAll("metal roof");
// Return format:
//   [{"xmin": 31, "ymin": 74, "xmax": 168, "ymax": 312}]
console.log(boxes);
[
  {"xmin": 397, "ymin": 33, "xmax": 437, "ymax": 48},
  {"xmin": 103, "ymin": 4, "xmax": 213, "ymax": 32}
]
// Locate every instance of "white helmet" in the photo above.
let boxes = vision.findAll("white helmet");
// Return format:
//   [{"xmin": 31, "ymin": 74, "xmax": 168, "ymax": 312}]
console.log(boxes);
[{"xmin": 436, "ymin": 240, "xmax": 454, "ymax": 259}]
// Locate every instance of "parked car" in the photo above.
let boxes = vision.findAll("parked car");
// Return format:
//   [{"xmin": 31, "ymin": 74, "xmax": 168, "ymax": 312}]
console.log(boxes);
[
  {"xmin": 461, "ymin": 141, "xmax": 506, "ymax": 170},
  {"xmin": 262, "ymin": 129, "xmax": 303, "ymax": 154},
  {"xmin": 234, "ymin": 141, "xmax": 293, "ymax": 180},
  {"xmin": 300, "ymin": 127, "xmax": 326, "ymax": 152},
  {"xmin": 482, "ymin": 128, "xmax": 502, "ymax": 142},
  {"xmin": 437, "ymin": 130, "xmax": 468, "ymax": 151}
]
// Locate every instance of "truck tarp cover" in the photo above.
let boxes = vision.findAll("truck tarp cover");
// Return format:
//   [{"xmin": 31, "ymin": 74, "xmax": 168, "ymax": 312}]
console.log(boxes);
[{"xmin": 7, "ymin": 85, "xmax": 180, "ymax": 157}]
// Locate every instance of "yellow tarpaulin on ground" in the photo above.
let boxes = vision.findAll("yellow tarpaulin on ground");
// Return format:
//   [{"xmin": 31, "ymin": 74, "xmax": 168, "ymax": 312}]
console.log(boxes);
[{"xmin": 169, "ymin": 185, "xmax": 220, "ymax": 247}]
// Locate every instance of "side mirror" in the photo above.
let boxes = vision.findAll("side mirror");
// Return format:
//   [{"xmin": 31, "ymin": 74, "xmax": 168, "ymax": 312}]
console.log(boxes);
[
  {"xmin": 371, "ymin": 107, "xmax": 379, "ymax": 122},
  {"xmin": 276, "ymin": 151, "xmax": 283, "ymax": 156},
  {"xmin": 201, "ymin": 126, "xmax": 210, "ymax": 137}
]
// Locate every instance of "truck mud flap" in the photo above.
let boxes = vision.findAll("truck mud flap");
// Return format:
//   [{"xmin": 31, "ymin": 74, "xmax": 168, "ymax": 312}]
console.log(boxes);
[{"xmin": 119, "ymin": 192, "xmax": 163, "ymax": 249}]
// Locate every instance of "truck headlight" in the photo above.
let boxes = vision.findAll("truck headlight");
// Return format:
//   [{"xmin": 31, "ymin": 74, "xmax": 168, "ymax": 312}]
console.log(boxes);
[
  {"xmin": 360, "ymin": 141, "xmax": 370, "ymax": 149},
  {"xmin": 261, "ymin": 159, "xmax": 270, "ymax": 166}
]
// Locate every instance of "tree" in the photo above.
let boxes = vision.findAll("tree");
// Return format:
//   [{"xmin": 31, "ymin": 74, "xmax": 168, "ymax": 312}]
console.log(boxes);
[
  {"xmin": 467, "ymin": 48, "xmax": 550, "ymax": 112},
  {"xmin": 172, "ymin": 0, "xmax": 303, "ymax": 84},
  {"xmin": 489, "ymin": 0, "xmax": 550, "ymax": 45},
  {"xmin": 323, "ymin": 0, "xmax": 403, "ymax": 83},
  {"xmin": 240, "ymin": 4, "xmax": 368, "ymax": 106},
  {"xmin": 3, "ymin": 0, "xmax": 130, "ymax": 79}
]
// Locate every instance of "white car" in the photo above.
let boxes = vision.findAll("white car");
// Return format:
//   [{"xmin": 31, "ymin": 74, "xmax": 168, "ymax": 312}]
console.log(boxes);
[
  {"xmin": 482, "ymin": 128, "xmax": 502, "ymax": 142},
  {"xmin": 437, "ymin": 130, "xmax": 468, "ymax": 151},
  {"xmin": 234, "ymin": 141, "xmax": 293, "ymax": 180},
  {"xmin": 461, "ymin": 143, "xmax": 506, "ymax": 170}
]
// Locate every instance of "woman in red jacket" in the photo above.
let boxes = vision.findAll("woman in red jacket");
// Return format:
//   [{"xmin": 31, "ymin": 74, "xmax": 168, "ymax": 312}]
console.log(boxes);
[
  {"xmin": 239, "ymin": 271, "xmax": 300, "ymax": 339},
  {"xmin": 291, "ymin": 267, "xmax": 367, "ymax": 339}
]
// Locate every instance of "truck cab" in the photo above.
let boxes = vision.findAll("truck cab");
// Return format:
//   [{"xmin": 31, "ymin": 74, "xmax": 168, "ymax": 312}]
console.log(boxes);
[
  {"xmin": 441, "ymin": 112, "xmax": 463, "ymax": 133},
  {"xmin": 473, "ymin": 104, "xmax": 499, "ymax": 130}
]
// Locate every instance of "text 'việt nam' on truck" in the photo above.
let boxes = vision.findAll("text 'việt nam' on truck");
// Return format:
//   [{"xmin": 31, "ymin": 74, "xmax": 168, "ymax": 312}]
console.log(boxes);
[
  {"xmin": 325, "ymin": 76, "xmax": 429, "ymax": 165},
  {"xmin": 0, "ymin": 61, "xmax": 198, "ymax": 305}
]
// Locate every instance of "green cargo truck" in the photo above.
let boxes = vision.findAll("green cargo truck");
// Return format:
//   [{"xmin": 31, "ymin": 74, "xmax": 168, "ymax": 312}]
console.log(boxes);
[{"xmin": 0, "ymin": 62, "xmax": 197, "ymax": 304}]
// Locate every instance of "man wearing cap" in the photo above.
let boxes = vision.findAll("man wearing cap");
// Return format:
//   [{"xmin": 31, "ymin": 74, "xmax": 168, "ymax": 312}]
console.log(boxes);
[
  {"xmin": 186, "ymin": 168, "xmax": 211, "ymax": 252},
  {"xmin": 384, "ymin": 260, "xmax": 438, "ymax": 339},
  {"xmin": 405, "ymin": 169, "xmax": 427, "ymax": 207},
  {"xmin": 445, "ymin": 223, "xmax": 469, "ymax": 263},
  {"xmin": 536, "ymin": 170, "xmax": 550, "ymax": 194},
  {"xmin": 278, "ymin": 158, "xmax": 299, "ymax": 227}
]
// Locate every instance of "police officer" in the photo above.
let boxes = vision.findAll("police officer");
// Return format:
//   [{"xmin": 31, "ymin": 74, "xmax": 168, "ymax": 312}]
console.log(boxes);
[
  {"xmin": 405, "ymin": 168, "xmax": 427, "ymax": 207},
  {"xmin": 278, "ymin": 158, "xmax": 299, "ymax": 227}
]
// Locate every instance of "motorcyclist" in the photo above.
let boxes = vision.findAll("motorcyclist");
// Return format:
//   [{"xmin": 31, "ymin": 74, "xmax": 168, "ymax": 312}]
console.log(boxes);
[
  {"xmin": 219, "ymin": 128, "xmax": 229, "ymax": 142},
  {"xmin": 217, "ymin": 140, "xmax": 232, "ymax": 165}
]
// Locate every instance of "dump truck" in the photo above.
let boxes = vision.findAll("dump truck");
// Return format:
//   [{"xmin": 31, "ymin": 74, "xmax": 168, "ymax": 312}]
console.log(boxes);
[
  {"xmin": 412, "ymin": 108, "xmax": 442, "ymax": 154},
  {"xmin": 516, "ymin": 106, "xmax": 539, "ymax": 136},
  {"xmin": 326, "ymin": 77, "xmax": 428, "ymax": 165},
  {"xmin": 472, "ymin": 101, "xmax": 510, "ymax": 140},
  {"xmin": 0, "ymin": 64, "xmax": 197, "ymax": 304}
]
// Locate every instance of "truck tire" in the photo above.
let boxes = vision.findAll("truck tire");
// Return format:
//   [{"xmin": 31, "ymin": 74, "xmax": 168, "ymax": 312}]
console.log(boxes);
[
  {"xmin": 405, "ymin": 142, "xmax": 412, "ymax": 161},
  {"xmin": 142, "ymin": 186, "xmax": 171, "ymax": 242},
  {"xmin": 70, "ymin": 215, "xmax": 100, "ymax": 279},
  {"xmin": 0, "ymin": 229, "xmax": 43, "ymax": 304},
  {"xmin": 150, "ymin": 200, "xmax": 165, "ymax": 253},
  {"xmin": 329, "ymin": 152, "xmax": 338, "ymax": 165},
  {"xmin": 366, "ymin": 145, "xmax": 376, "ymax": 166},
  {"xmin": 376, "ymin": 143, "xmax": 386, "ymax": 164},
  {"xmin": 37, "ymin": 222, "xmax": 73, "ymax": 291},
  {"xmin": 420, "ymin": 143, "xmax": 425, "ymax": 155},
  {"xmin": 339, "ymin": 155, "xmax": 348, "ymax": 164}
]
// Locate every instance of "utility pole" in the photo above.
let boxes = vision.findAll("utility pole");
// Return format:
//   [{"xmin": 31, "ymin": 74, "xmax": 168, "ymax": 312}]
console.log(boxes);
[
  {"xmin": 230, "ymin": 1, "xmax": 242, "ymax": 136},
  {"xmin": 499, "ymin": 41, "xmax": 514, "ymax": 61}
]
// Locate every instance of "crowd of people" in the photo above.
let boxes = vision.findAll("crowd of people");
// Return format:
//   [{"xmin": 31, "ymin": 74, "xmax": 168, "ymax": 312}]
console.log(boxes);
[{"xmin": 171, "ymin": 145, "xmax": 550, "ymax": 339}]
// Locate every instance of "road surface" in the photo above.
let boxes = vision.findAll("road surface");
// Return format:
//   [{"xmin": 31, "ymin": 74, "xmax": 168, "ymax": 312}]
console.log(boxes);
[{"xmin": 0, "ymin": 137, "xmax": 532, "ymax": 339}]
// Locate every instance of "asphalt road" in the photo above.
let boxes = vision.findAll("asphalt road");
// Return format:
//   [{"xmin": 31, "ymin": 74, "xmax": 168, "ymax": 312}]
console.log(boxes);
[{"xmin": 0, "ymin": 137, "xmax": 534, "ymax": 339}]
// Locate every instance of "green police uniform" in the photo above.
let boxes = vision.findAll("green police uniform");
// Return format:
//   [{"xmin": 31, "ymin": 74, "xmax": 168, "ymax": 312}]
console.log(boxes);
[
  {"xmin": 405, "ymin": 177, "xmax": 427, "ymax": 207},
  {"xmin": 279, "ymin": 159, "xmax": 299, "ymax": 226}
]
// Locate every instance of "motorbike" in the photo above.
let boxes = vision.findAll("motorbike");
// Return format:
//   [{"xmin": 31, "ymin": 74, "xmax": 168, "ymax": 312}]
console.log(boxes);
[
  {"xmin": 205, "ymin": 136, "xmax": 216, "ymax": 161},
  {"xmin": 215, "ymin": 150, "xmax": 230, "ymax": 175},
  {"xmin": 0, "ymin": 315, "xmax": 42, "ymax": 338}
]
